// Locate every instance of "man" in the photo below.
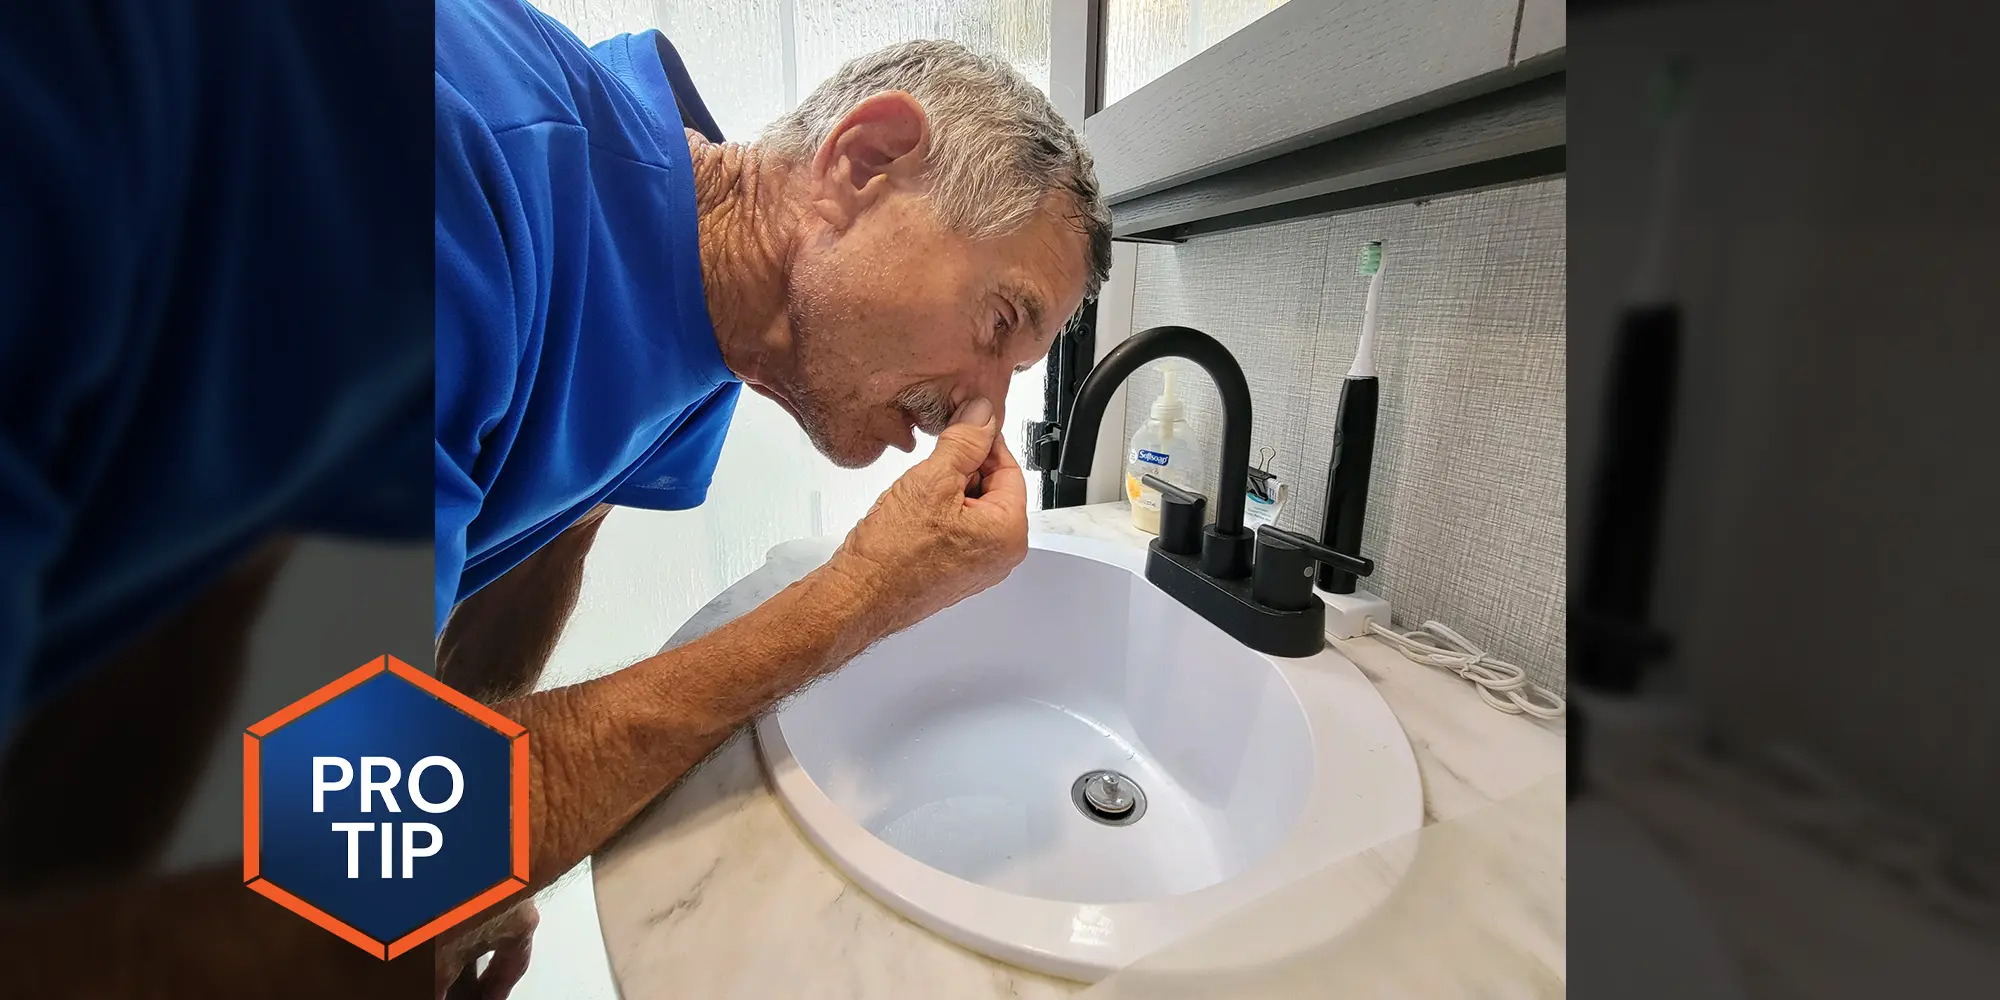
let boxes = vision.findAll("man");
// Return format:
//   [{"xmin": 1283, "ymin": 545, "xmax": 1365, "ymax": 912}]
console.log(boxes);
[
  {"xmin": 431, "ymin": 0, "xmax": 1110, "ymax": 994},
  {"xmin": 0, "ymin": 0, "xmax": 1105, "ymax": 993}
]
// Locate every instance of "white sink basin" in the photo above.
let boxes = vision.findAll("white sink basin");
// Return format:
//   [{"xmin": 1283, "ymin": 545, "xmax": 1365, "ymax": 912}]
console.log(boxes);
[{"xmin": 756, "ymin": 533, "xmax": 1421, "ymax": 981}]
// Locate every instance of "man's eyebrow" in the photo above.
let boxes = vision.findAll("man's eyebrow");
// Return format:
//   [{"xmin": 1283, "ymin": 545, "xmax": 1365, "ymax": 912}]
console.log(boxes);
[
  {"xmin": 1000, "ymin": 282, "xmax": 1048, "ymax": 340},
  {"xmin": 1021, "ymin": 294, "xmax": 1048, "ymax": 336}
]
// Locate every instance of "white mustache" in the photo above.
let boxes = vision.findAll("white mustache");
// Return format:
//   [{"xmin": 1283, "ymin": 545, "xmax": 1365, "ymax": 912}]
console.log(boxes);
[{"xmin": 894, "ymin": 386, "xmax": 955, "ymax": 434}]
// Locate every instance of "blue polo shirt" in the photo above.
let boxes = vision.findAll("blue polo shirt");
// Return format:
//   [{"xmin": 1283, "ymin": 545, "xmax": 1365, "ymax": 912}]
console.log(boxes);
[{"xmin": 434, "ymin": 0, "xmax": 741, "ymax": 631}]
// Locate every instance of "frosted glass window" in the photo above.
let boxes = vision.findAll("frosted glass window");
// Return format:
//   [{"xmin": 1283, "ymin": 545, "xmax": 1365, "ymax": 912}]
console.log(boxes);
[
  {"xmin": 1103, "ymin": 0, "xmax": 1291, "ymax": 106},
  {"xmin": 534, "ymin": 0, "xmax": 659, "ymax": 46},
  {"xmin": 534, "ymin": 1, "xmax": 787, "ymax": 140},
  {"xmin": 794, "ymin": 0, "xmax": 1052, "ymax": 98},
  {"xmin": 654, "ymin": 1, "xmax": 789, "ymax": 140}
]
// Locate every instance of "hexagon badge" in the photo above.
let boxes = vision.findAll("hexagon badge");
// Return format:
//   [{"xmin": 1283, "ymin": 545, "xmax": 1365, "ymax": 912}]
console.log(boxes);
[{"xmin": 243, "ymin": 655, "xmax": 527, "ymax": 959}]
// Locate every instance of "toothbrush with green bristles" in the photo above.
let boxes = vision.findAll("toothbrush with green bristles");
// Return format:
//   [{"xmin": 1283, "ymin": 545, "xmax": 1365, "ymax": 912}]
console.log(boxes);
[{"xmin": 1350, "ymin": 241, "xmax": 1383, "ymax": 377}]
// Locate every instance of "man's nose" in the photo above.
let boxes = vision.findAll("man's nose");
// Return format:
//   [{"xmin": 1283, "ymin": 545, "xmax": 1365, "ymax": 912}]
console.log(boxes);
[{"xmin": 973, "ymin": 370, "xmax": 1014, "ymax": 432}]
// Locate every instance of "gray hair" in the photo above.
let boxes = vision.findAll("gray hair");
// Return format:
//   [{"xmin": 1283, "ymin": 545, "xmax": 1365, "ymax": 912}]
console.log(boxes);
[{"xmin": 760, "ymin": 39, "xmax": 1113, "ymax": 299}]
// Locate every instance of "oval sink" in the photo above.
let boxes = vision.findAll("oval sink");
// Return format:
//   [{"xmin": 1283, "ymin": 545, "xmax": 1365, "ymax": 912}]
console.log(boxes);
[{"xmin": 756, "ymin": 533, "xmax": 1421, "ymax": 980}]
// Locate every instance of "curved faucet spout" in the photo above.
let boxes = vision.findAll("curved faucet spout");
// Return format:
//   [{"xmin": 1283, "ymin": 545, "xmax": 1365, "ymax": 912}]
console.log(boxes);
[{"xmin": 1054, "ymin": 325, "xmax": 1254, "ymax": 537}]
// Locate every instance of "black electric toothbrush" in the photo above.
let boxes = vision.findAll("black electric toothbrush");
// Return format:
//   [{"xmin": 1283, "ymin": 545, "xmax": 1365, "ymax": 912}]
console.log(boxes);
[{"xmin": 1317, "ymin": 242, "xmax": 1383, "ymax": 594}]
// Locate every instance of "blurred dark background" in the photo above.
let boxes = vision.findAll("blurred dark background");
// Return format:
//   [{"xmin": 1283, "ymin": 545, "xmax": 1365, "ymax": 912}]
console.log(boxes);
[
  {"xmin": 1568, "ymin": 0, "xmax": 1998, "ymax": 996},
  {"xmin": 0, "ymin": 1, "xmax": 433, "ymax": 995}
]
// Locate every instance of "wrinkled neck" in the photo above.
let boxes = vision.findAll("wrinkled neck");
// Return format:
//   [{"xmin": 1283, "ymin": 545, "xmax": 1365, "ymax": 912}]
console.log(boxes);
[{"xmin": 690, "ymin": 134, "xmax": 797, "ymax": 383}]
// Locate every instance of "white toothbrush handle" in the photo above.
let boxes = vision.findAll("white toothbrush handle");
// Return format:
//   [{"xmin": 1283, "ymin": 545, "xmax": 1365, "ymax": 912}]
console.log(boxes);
[{"xmin": 1350, "ymin": 266, "xmax": 1383, "ymax": 378}]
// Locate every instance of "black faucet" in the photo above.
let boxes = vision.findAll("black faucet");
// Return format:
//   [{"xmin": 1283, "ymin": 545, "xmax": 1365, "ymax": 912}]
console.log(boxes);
[
  {"xmin": 1054, "ymin": 325, "xmax": 1255, "ymax": 574},
  {"xmin": 1051, "ymin": 326, "xmax": 1374, "ymax": 657}
]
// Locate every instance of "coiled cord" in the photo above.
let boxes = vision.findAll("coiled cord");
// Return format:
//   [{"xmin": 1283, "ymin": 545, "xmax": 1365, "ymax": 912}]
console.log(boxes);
[{"xmin": 1365, "ymin": 619, "xmax": 1565, "ymax": 719}]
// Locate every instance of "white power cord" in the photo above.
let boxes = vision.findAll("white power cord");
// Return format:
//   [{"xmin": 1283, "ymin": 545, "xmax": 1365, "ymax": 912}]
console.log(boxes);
[{"xmin": 1365, "ymin": 619, "xmax": 1566, "ymax": 719}]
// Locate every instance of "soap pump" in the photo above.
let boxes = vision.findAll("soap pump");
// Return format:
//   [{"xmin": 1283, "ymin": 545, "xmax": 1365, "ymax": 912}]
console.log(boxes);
[{"xmin": 1126, "ymin": 370, "xmax": 1204, "ymax": 534}]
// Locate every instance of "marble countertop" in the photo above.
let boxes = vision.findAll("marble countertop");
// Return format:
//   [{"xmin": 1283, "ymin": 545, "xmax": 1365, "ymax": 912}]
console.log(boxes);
[{"xmin": 591, "ymin": 502, "xmax": 1565, "ymax": 999}]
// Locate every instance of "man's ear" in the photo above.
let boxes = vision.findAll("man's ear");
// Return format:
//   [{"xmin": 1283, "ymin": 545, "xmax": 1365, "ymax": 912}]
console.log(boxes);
[{"xmin": 809, "ymin": 91, "xmax": 928, "ymax": 231}]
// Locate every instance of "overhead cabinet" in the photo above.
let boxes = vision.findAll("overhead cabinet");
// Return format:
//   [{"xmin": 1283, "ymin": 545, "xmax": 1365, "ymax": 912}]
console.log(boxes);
[{"xmin": 1087, "ymin": 0, "xmax": 1566, "ymax": 242}]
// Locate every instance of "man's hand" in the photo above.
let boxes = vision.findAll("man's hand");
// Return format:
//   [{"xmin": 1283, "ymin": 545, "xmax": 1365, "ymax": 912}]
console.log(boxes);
[
  {"xmin": 437, "ymin": 899, "xmax": 537, "ymax": 1000},
  {"xmin": 830, "ymin": 396, "xmax": 1029, "ymax": 637},
  {"xmin": 473, "ymin": 401, "xmax": 1030, "ymax": 941}
]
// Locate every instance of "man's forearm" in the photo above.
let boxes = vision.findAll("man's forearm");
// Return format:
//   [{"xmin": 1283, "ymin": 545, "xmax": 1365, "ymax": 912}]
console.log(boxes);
[
  {"xmin": 496, "ymin": 557, "xmax": 886, "ymax": 895},
  {"xmin": 439, "ymin": 401, "xmax": 1021, "ymax": 989}
]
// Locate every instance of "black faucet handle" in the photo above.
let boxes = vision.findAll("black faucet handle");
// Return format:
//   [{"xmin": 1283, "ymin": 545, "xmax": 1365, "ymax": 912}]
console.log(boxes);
[
  {"xmin": 1258, "ymin": 526, "xmax": 1373, "ymax": 576},
  {"xmin": 1140, "ymin": 474, "xmax": 1205, "ymax": 555},
  {"xmin": 1252, "ymin": 527, "xmax": 1374, "ymax": 612},
  {"xmin": 1138, "ymin": 474, "xmax": 1202, "ymax": 505}
]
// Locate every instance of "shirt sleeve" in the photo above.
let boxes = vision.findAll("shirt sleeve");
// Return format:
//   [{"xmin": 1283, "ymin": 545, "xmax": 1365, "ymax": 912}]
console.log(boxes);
[
  {"xmin": 604, "ymin": 383, "xmax": 742, "ymax": 511},
  {"xmin": 433, "ymin": 0, "xmax": 739, "ymax": 622},
  {"xmin": 433, "ymin": 73, "xmax": 535, "ymax": 633}
]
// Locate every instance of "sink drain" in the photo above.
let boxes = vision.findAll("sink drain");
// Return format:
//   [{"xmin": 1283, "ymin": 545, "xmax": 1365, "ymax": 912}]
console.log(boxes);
[{"xmin": 1071, "ymin": 770, "xmax": 1147, "ymax": 826}]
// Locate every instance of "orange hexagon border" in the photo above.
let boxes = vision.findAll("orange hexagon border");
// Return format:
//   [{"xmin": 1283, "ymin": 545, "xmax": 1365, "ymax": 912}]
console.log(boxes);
[{"xmin": 242, "ymin": 655, "xmax": 529, "ymax": 959}]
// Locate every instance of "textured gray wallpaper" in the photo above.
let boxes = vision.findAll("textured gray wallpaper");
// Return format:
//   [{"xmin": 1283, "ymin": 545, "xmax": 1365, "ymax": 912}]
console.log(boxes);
[{"xmin": 1121, "ymin": 178, "xmax": 1567, "ymax": 693}]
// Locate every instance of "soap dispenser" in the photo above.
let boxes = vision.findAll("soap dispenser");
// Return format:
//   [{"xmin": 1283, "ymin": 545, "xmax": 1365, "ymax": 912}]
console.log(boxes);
[{"xmin": 1126, "ymin": 371, "xmax": 1204, "ymax": 534}]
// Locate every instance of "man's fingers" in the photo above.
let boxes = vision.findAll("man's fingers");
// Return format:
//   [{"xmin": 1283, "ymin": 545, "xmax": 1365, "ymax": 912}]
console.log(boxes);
[
  {"xmin": 443, "ymin": 960, "xmax": 483, "ymax": 1000},
  {"xmin": 928, "ymin": 397, "xmax": 997, "ymax": 476},
  {"xmin": 477, "ymin": 936, "xmax": 534, "ymax": 1000},
  {"xmin": 976, "ymin": 433, "xmax": 1012, "ymax": 479},
  {"xmin": 973, "ymin": 432, "xmax": 1028, "ymax": 510},
  {"xmin": 962, "ymin": 429, "xmax": 1016, "ymax": 500},
  {"xmin": 437, "ymin": 901, "xmax": 536, "ymax": 1000}
]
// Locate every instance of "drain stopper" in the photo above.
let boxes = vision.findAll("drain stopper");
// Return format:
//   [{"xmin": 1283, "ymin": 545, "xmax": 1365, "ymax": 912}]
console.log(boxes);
[
  {"xmin": 1072, "ymin": 770, "xmax": 1147, "ymax": 826},
  {"xmin": 1082, "ymin": 773, "xmax": 1134, "ymax": 815}
]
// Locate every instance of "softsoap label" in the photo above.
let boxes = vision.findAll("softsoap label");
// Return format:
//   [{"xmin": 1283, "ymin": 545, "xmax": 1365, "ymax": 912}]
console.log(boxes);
[
  {"xmin": 243, "ymin": 655, "xmax": 527, "ymax": 960},
  {"xmin": 1137, "ymin": 449, "xmax": 1170, "ymax": 466}
]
